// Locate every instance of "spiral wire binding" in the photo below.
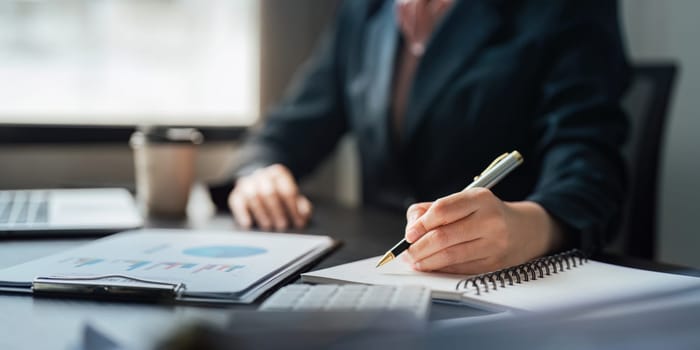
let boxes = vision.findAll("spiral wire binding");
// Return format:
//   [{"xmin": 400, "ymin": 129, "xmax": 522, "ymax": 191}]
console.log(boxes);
[{"xmin": 456, "ymin": 249, "xmax": 588, "ymax": 296}]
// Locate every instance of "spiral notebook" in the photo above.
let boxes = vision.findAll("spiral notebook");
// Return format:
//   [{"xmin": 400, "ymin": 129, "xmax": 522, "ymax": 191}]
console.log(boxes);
[{"xmin": 301, "ymin": 250, "xmax": 700, "ymax": 312}]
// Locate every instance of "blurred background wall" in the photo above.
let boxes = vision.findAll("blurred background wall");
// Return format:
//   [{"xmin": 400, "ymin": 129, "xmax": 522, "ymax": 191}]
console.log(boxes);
[{"xmin": 622, "ymin": 0, "xmax": 700, "ymax": 268}]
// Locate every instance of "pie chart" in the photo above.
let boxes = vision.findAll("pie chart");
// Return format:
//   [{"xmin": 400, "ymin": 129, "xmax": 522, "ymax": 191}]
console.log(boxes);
[{"xmin": 182, "ymin": 245, "xmax": 267, "ymax": 258}]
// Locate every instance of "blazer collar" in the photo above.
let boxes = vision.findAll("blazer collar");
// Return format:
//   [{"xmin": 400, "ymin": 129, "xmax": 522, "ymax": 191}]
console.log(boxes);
[
  {"xmin": 400, "ymin": 0, "xmax": 502, "ymax": 147},
  {"xmin": 363, "ymin": 0, "xmax": 399, "ymax": 156}
]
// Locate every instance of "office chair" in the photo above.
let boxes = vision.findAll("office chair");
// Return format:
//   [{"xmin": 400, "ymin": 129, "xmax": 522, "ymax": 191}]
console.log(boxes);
[{"xmin": 613, "ymin": 63, "xmax": 678, "ymax": 260}]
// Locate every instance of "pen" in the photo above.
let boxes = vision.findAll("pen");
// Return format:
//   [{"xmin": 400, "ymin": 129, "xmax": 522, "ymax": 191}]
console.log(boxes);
[{"xmin": 375, "ymin": 150, "xmax": 524, "ymax": 268}]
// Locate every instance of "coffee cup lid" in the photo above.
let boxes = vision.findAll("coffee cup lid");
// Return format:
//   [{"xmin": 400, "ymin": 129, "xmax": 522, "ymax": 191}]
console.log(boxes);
[{"xmin": 131, "ymin": 126, "xmax": 204, "ymax": 146}]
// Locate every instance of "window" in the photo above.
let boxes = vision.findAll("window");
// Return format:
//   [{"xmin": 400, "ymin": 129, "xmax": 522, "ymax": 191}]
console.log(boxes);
[{"xmin": 0, "ymin": 0, "xmax": 260, "ymax": 127}]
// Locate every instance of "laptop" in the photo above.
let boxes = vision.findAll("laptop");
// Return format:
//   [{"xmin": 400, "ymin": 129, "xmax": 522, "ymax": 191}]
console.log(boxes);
[{"xmin": 0, "ymin": 188, "xmax": 143, "ymax": 237}]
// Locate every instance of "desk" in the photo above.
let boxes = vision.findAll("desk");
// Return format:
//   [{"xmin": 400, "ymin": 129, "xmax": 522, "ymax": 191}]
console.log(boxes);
[{"xmin": 0, "ymin": 199, "xmax": 697, "ymax": 350}]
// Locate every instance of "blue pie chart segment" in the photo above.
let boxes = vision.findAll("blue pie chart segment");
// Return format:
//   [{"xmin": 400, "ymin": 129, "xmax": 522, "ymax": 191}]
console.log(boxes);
[{"xmin": 183, "ymin": 246, "xmax": 267, "ymax": 258}]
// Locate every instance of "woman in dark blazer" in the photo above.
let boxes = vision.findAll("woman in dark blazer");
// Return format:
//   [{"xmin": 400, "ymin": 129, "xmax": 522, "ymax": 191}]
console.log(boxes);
[{"xmin": 224, "ymin": 0, "xmax": 630, "ymax": 274}]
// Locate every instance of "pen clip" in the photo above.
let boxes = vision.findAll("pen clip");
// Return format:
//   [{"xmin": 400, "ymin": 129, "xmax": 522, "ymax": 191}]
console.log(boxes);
[
  {"xmin": 474, "ymin": 152, "xmax": 509, "ymax": 181},
  {"xmin": 32, "ymin": 275, "xmax": 185, "ymax": 300}
]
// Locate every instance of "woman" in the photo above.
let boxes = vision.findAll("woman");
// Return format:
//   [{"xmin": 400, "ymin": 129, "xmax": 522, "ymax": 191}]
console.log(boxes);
[{"xmin": 222, "ymin": 0, "xmax": 630, "ymax": 274}]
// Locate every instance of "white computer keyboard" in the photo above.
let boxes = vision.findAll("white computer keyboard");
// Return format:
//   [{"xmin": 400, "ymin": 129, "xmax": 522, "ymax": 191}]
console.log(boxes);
[{"xmin": 259, "ymin": 284, "xmax": 431, "ymax": 319}]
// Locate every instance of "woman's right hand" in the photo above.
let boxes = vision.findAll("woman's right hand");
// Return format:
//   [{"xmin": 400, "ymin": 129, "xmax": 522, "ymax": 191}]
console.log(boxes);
[{"xmin": 228, "ymin": 164, "xmax": 312, "ymax": 231}]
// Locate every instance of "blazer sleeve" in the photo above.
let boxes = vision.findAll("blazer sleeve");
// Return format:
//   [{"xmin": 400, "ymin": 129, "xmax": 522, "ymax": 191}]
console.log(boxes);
[
  {"xmin": 229, "ymin": 3, "xmax": 352, "ymax": 181},
  {"xmin": 525, "ymin": 1, "xmax": 630, "ymax": 252}
]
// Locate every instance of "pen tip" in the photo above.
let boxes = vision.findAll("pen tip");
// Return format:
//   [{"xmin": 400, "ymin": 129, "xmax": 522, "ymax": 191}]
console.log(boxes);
[{"xmin": 375, "ymin": 252, "xmax": 395, "ymax": 268}]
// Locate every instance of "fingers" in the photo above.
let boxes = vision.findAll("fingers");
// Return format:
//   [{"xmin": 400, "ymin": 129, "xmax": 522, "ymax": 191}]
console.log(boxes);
[
  {"xmin": 296, "ymin": 196, "xmax": 313, "ymax": 221},
  {"xmin": 256, "ymin": 177, "xmax": 287, "ymax": 230},
  {"xmin": 229, "ymin": 190, "xmax": 252, "ymax": 228},
  {"xmin": 405, "ymin": 215, "xmax": 482, "ymax": 262},
  {"xmin": 242, "ymin": 178, "xmax": 274, "ymax": 230},
  {"xmin": 406, "ymin": 202, "xmax": 431, "ymax": 224},
  {"xmin": 274, "ymin": 169, "xmax": 302, "ymax": 227},
  {"xmin": 228, "ymin": 164, "xmax": 312, "ymax": 230},
  {"xmin": 404, "ymin": 202, "xmax": 431, "ymax": 244},
  {"xmin": 411, "ymin": 239, "xmax": 490, "ymax": 272},
  {"xmin": 271, "ymin": 167, "xmax": 312, "ymax": 228},
  {"xmin": 405, "ymin": 188, "xmax": 491, "ymax": 242}
]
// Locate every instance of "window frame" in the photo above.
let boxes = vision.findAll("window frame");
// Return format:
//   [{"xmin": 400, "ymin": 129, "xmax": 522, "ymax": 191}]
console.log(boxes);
[{"xmin": 0, "ymin": 124, "xmax": 248, "ymax": 144}]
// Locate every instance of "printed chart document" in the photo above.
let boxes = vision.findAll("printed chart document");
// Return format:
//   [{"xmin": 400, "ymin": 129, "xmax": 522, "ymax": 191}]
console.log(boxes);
[
  {"xmin": 0, "ymin": 229, "xmax": 336, "ymax": 303},
  {"xmin": 302, "ymin": 255, "xmax": 700, "ymax": 312}
]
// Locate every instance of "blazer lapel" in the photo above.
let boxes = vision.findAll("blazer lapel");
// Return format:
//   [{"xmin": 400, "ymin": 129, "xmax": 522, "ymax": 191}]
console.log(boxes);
[
  {"xmin": 362, "ymin": 0, "xmax": 399, "ymax": 155},
  {"xmin": 401, "ymin": 0, "xmax": 501, "ymax": 147}
]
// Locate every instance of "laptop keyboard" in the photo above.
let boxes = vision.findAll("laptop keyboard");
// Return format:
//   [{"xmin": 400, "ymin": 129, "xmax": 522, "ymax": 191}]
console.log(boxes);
[
  {"xmin": 259, "ymin": 284, "xmax": 431, "ymax": 319},
  {"xmin": 0, "ymin": 190, "xmax": 49, "ymax": 226}
]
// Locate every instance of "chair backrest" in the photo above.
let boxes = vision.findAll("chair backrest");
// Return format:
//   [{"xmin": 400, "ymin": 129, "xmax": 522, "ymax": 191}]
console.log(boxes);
[{"xmin": 612, "ymin": 63, "xmax": 678, "ymax": 259}]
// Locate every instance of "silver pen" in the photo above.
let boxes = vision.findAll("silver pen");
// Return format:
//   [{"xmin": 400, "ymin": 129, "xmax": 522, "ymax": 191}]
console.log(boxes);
[{"xmin": 375, "ymin": 151, "xmax": 524, "ymax": 268}]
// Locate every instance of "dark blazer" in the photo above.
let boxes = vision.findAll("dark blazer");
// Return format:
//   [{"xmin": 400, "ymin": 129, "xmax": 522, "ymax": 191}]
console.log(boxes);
[{"xmin": 223, "ymin": 0, "xmax": 630, "ymax": 251}]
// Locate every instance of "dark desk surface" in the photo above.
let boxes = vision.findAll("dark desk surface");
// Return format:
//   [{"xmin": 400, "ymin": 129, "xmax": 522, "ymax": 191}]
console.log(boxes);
[{"xmin": 0, "ymin": 199, "xmax": 697, "ymax": 350}]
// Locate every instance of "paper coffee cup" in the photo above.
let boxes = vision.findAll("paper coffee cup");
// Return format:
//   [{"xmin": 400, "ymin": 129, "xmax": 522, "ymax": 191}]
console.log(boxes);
[{"xmin": 130, "ymin": 127, "xmax": 203, "ymax": 218}]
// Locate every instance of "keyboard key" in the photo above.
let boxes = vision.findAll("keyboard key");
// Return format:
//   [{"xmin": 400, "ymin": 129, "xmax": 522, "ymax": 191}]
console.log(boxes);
[
  {"xmin": 0, "ymin": 190, "xmax": 50, "ymax": 226},
  {"xmin": 7, "ymin": 191, "xmax": 28, "ymax": 225},
  {"xmin": 0, "ymin": 201, "xmax": 11, "ymax": 224},
  {"xmin": 32, "ymin": 201, "xmax": 49, "ymax": 224},
  {"xmin": 14, "ymin": 200, "xmax": 29, "ymax": 224}
]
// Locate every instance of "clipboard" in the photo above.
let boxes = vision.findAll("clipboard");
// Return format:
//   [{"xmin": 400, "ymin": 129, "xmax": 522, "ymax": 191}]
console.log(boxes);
[{"xmin": 0, "ymin": 229, "xmax": 339, "ymax": 304}]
